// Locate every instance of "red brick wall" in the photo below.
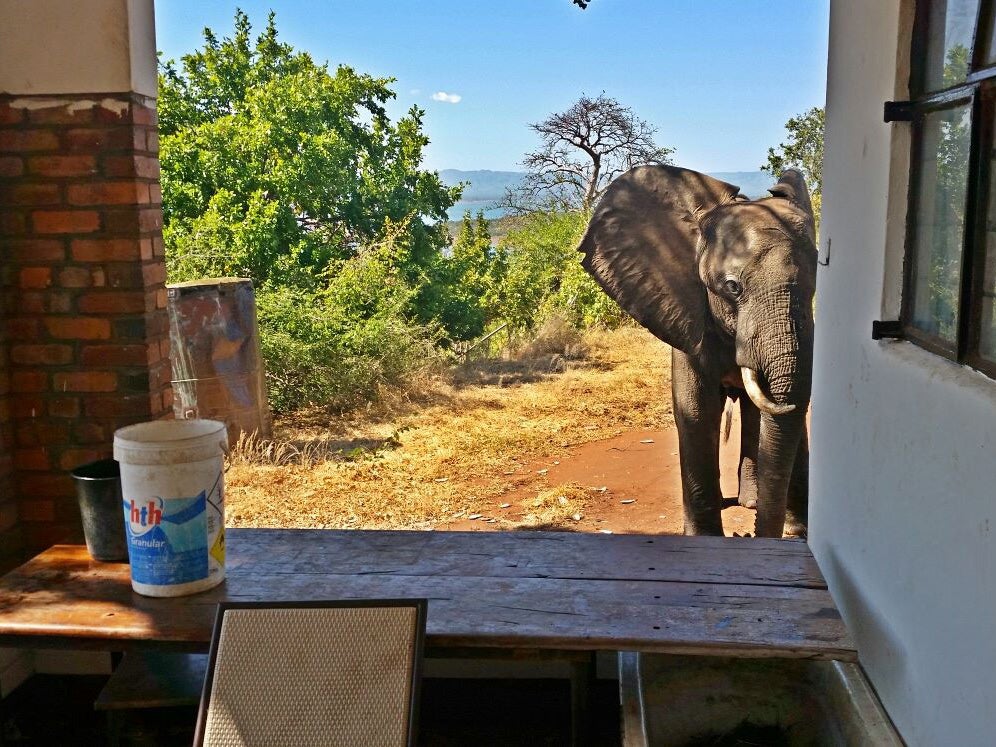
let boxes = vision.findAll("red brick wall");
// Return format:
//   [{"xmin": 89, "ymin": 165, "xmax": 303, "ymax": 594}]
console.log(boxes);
[
  {"xmin": 0, "ymin": 271, "xmax": 17, "ymax": 571},
  {"xmin": 0, "ymin": 93, "xmax": 171, "ymax": 560}
]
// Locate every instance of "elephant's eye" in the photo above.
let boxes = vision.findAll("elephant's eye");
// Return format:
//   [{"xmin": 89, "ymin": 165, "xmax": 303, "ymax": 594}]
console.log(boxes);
[{"xmin": 723, "ymin": 278, "xmax": 743, "ymax": 297}]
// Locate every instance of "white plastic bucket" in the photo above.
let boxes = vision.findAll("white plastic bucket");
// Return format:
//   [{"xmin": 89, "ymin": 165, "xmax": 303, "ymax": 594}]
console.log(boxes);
[{"xmin": 113, "ymin": 419, "xmax": 228, "ymax": 597}]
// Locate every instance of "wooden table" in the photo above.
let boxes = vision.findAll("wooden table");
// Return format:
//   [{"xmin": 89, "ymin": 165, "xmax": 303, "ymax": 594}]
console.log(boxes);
[
  {"xmin": 0, "ymin": 528, "xmax": 854, "ymax": 660},
  {"xmin": 0, "ymin": 529, "xmax": 854, "ymax": 744}
]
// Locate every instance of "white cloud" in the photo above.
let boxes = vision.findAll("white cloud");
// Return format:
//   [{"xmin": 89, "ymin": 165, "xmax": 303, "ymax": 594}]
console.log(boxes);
[
  {"xmin": 431, "ymin": 91, "xmax": 462, "ymax": 104},
  {"xmin": 409, "ymin": 88, "xmax": 421, "ymax": 95}
]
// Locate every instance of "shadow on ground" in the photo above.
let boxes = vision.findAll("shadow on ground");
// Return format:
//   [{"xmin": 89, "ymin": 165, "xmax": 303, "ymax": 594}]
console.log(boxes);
[
  {"xmin": 451, "ymin": 355, "xmax": 610, "ymax": 389},
  {"xmin": 232, "ymin": 433, "xmax": 402, "ymax": 466},
  {"xmin": 512, "ymin": 522, "xmax": 583, "ymax": 533},
  {"xmin": 284, "ymin": 435, "xmax": 401, "ymax": 461}
]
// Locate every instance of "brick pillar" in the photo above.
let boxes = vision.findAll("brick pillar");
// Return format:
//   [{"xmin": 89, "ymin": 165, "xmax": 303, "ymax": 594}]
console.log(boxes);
[
  {"xmin": 0, "ymin": 268, "xmax": 16, "ymax": 570},
  {"xmin": 0, "ymin": 94, "xmax": 171, "ymax": 557}
]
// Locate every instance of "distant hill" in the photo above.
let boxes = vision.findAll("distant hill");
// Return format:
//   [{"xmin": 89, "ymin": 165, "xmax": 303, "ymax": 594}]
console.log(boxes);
[
  {"xmin": 706, "ymin": 171, "xmax": 774, "ymax": 199},
  {"xmin": 439, "ymin": 169, "xmax": 525, "ymax": 220},
  {"xmin": 439, "ymin": 168, "xmax": 775, "ymax": 220}
]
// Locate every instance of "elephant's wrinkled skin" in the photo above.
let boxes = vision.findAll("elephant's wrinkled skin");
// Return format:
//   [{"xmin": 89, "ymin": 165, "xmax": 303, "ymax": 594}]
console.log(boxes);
[{"xmin": 578, "ymin": 165, "xmax": 816, "ymax": 538}]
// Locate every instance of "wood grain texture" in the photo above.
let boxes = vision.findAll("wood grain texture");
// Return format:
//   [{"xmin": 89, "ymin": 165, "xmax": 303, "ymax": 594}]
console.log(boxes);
[
  {"xmin": 0, "ymin": 529, "xmax": 855, "ymax": 661},
  {"xmin": 228, "ymin": 529, "xmax": 826, "ymax": 588}
]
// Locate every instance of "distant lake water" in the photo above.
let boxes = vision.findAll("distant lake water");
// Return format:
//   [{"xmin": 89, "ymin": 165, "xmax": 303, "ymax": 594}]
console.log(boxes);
[
  {"xmin": 438, "ymin": 169, "xmax": 772, "ymax": 223},
  {"xmin": 446, "ymin": 200, "xmax": 509, "ymax": 221}
]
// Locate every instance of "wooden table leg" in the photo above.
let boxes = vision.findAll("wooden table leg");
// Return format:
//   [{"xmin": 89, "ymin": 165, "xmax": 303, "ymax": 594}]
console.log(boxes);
[
  {"xmin": 569, "ymin": 652, "xmax": 597, "ymax": 747},
  {"xmin": 106, "ymin": 710, "xmax": 123, "ymax": 747}
]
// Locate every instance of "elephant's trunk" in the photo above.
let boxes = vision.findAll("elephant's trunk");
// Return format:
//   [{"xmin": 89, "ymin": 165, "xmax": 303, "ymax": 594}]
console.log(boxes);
[
  {"xmin": 754, "ymin": 409, "xmax": 807, "ymax": 536},
  {"xmin": 740, "ymin": 285, "xmax": 814, "ymax": 538}
]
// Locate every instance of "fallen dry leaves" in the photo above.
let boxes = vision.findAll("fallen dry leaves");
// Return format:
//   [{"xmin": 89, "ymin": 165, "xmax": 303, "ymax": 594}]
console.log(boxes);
[{"xmin": 225, "ymin": 326, "xmax": 672, "ymax": 530}]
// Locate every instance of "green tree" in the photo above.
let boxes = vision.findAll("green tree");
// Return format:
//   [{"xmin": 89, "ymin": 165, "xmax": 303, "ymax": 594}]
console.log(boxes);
[
  {"xmin": 158, "ymin": 10, "xmax": 476, "ymax": 411},
  {"xmin": 942, "ymin": 43, "xmax": 970, "ymax": 88},
  {"xmin": 762, "ymin": 107, "xmax": 825, "ymax": 223},
  {"xmin": 420, "ymin": 212, "xmax": 496, "ymax": 342},
  {"xmin": 451, "ymin": 212, "xmax": 498, "ymax": 321},
  {"xmin": 159, "ymin": 9, "xmax": 460, "ymax": 290}
]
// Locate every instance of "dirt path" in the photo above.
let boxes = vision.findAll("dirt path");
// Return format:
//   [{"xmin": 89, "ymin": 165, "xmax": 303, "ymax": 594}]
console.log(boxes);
[
  {"xmin": 440, "ymin": 408, "xmax": 756, "ymax": 537},
  {"xmin": 229, "ymin": 328, "xmax": 760, "ymax": 536}
]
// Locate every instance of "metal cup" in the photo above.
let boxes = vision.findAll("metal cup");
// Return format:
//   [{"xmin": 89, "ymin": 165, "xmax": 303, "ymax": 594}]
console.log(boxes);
[{"xmin": 70, "ymin": 458, "xmax": 128, "ymax": 562}]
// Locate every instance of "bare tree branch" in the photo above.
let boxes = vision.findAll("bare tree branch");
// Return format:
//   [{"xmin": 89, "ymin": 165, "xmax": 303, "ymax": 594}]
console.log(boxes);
[{"xmin": 501, "ymin": 93, "xmax": 674, "ymax": 214}]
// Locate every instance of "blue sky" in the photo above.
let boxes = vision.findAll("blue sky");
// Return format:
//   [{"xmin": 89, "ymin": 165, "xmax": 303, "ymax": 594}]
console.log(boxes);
[{"xmin": 154, "ymin": 1, "xmax": 830, "ymax": 174}]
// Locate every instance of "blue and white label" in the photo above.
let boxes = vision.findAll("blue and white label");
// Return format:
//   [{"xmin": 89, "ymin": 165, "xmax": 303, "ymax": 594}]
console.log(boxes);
[{"xmin": 124, "ymin": 492, "xmax": 208, "ymax": 586}]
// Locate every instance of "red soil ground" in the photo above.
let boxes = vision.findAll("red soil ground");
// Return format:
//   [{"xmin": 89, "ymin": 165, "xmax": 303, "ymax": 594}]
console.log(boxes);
[{"xmin": 442, "ymin": 409, "xmax": 757, "ymax": 537}]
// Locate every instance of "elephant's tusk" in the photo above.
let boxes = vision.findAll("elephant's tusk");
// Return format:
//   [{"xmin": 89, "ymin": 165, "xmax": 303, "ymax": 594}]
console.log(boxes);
[{"xmin": 741, "ymin": 367, "xmax": 796, "ymax": 416}]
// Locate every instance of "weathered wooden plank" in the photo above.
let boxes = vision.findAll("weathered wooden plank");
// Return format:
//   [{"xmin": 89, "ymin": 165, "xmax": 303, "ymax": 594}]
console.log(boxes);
[
  {"xmin": 226, "ymin": 529, "xmax": 827, "ymax": 589},
  {"xmin": 234, "ymin": 528, "xmax": 815, "ymax": 557},
  {"xmin": 0, "ymin": 541, "xmax": 855, "ymax": 661}
]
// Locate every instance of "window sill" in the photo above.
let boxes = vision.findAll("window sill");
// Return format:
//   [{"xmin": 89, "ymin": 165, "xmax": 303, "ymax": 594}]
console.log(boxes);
[{"xmin": 874, "ymin": 337, "xmax": 996, "ymax": 404}]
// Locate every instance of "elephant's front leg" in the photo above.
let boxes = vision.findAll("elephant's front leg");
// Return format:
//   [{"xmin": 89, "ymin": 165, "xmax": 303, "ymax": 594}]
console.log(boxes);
[
  {"xmin": 671, "ymin": 348, "xmax": 725, "ymax": 536},
  {"xmin": 785, "ymin": 423, "xmax": 809, "ymax": 537},
  {"xmin": 737, "ymin": 396, "xmax": 760, "ymax": 510}
]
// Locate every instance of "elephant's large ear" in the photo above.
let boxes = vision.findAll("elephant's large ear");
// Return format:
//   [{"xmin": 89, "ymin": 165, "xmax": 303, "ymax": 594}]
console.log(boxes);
[
  {"xmin": 768, "ymin": 169, "xmax": 813, "ymax": 218},
  {"xmin": 768, "ymin": 169, "xmax": 816, "ymax": 242},
  {"xmin": 578, "ymin": 165, "xmax": 740, "ymax": 356}
]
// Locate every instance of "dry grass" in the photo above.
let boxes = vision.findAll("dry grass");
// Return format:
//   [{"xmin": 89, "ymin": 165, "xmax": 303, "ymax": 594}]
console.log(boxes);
[
  {"xmin": 225, "ymin": 326, "xmax": 672, "ymax": 530},
  {"xmin": 511, "ymin": 315, "xmax": 589, "ymax": 360}
]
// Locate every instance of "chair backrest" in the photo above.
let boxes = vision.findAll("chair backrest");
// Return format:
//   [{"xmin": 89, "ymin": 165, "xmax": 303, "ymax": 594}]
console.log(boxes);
[{"xmin": 194, "ymin": 599, "xmax": 427, "ymax": 747}]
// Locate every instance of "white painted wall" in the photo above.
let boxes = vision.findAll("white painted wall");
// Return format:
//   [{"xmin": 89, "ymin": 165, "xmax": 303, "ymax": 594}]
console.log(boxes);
[
  {"xmin": 0, "ymin": 0, "xmax": 157, "ymax": 97},
  {"xmin": 812, "ymin": 2, "xmax": 996, "ymax": 745}
]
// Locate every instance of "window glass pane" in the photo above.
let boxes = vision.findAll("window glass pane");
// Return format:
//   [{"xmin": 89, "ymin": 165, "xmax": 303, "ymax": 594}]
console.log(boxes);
[
  {"xmin": 984, "ymin": 6, "xmax": 996, "ymax": 65},
  {"xmin": 979, "ymin": 241, "xmax": 996, "ymax": 360},
  {"xmin": 978, "ymin": 151, "xmax": 996, "ymax": 358},
  {"xmin": 923, "ymin": 0, "xmax": 979, "ymax": 91},
  {"xmin": 909, "ymin": 104, "xmax": 972, "ymax": 343}
]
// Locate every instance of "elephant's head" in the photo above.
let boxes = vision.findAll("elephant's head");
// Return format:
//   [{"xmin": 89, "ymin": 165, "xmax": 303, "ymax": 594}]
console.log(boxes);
[{"xmin": 578, "ymin": 165, "xmax": 817, "ymax": 537}]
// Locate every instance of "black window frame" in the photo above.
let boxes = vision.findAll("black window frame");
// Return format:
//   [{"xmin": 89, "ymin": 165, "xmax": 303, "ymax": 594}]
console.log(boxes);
[{"xmin": 902, "ymin": 0, "xmax": 996, "ymax": 380}]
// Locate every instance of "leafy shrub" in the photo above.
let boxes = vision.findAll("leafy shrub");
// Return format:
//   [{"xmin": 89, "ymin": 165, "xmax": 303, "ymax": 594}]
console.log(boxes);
[
  {"xmin": 256, "ymin": 241, "xmax": 443, "ymax": 413},
  {"xmin": 492, "ymin": 210, "xmax": 627, "ymax": 335}
]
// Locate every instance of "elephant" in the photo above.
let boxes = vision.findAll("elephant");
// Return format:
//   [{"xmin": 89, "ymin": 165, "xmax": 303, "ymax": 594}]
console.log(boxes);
[{"xmin": 578, "ymin": 165, "xmax": 816, "ymax": 538}]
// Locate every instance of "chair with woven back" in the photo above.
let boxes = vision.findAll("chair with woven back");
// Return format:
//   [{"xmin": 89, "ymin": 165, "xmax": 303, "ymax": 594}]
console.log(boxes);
[{"xmin": 193, "ymin": 599, "xmax": 427, "ymax": 747}]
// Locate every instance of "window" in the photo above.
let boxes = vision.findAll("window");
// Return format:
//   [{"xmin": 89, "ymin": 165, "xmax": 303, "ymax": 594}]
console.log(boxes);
[{"xmin": 903, "ymin": 0, "xmax": 996, "ymax": 377}]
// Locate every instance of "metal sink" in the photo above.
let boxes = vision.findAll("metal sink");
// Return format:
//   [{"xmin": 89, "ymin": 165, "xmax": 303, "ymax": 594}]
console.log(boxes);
[{"xmin": 618, "ymin": 653, "xmax": 902, "ymax": 746}]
